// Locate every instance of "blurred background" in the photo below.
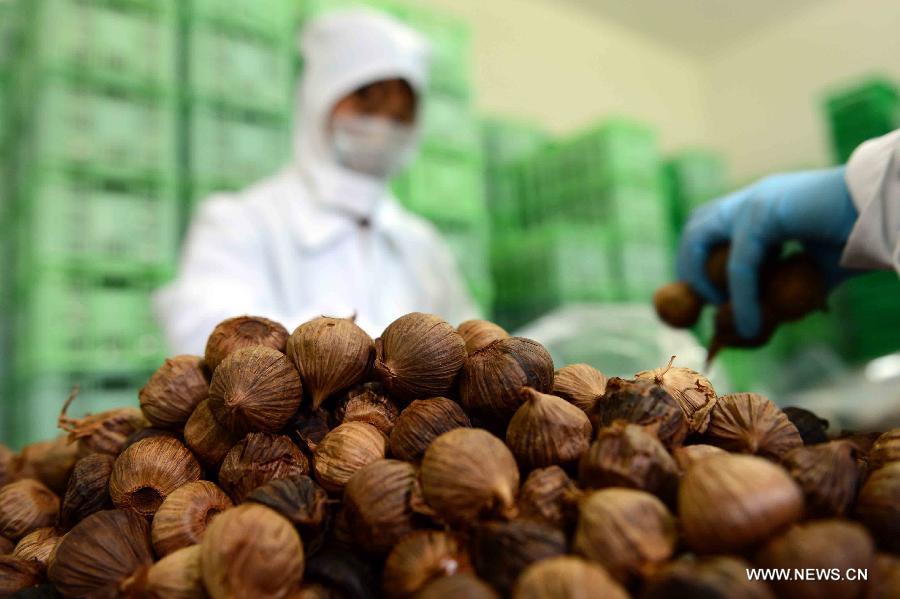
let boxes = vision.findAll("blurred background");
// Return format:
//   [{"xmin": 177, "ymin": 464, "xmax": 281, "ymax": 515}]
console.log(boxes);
[{"xmin": 0, "ymin": 0, "xmax": 898, "ymax": 446}]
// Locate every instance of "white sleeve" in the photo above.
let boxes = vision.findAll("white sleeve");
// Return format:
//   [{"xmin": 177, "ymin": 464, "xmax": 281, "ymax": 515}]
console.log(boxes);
[
  {"xmin": 153, "ymin": 196, "xmax": 282, "ymax": 355},
  {"xmin": 842, "ymin": 129, "xmax": 900, "ymax": 273}
]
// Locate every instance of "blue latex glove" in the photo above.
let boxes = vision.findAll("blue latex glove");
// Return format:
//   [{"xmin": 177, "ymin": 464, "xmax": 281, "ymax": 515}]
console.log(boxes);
[{"xmin": 677, "ymin": 166, "xmax": 859, "ymax": 339}]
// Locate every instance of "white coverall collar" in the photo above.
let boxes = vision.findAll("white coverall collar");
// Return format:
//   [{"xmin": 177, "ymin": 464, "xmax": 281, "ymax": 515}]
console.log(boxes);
[
  {"xmin": 277, "ymin": 168, "xmax": 407, "ymax": 251},
  {"xmin": 297, "ymin": 151, "xmax": 387, "ymax": 221}
]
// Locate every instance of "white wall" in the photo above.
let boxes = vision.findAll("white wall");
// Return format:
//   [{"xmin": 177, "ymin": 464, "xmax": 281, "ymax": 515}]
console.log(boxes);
[
  {"xmin": 703, "ymin": 0, "xmax": 900, "ymax": 183},
  {"xmin": 403, "ymin": 0, "xmax": 711, "ymax": 152},
  {"xmin": 408, "ymin": 0, "xmax": 900, "ymax": 183}
]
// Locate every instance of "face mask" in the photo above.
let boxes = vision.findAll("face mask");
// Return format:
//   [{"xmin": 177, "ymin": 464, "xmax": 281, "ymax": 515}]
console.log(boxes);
[{"xmin": 331, "ymin": 114, "xmax": 417, "ymax": 179}]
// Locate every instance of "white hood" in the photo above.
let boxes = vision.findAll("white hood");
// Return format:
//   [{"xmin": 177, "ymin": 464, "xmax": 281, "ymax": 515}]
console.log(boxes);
[{"xmin": 294, "ymin": 9, "xmax": 431, "ymax": 220}]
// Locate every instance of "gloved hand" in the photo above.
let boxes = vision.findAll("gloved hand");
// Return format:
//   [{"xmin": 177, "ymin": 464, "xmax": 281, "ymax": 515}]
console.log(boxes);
[{"xmin": 676, "ymin": 166, "xmax": 859, "ymax": 339}]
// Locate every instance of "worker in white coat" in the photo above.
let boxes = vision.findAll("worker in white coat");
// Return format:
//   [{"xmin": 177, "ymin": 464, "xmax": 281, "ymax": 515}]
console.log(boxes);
[
  {"xmin": 678, "ymin": 130, "xmax": 900, "ymax": 340},
  {"xmin": 155, "ymin": 9, "xmax": 478, "ymax": 354}
]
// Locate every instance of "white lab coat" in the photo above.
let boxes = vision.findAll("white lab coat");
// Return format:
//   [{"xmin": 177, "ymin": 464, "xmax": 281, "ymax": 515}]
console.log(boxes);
[
  {"xmin": 154, "ymin": 10, "xmax": 478, "ymax": 354},
  {"xmin": 842, "ymin": 129, "xmax": 900, "ymax": 274}
]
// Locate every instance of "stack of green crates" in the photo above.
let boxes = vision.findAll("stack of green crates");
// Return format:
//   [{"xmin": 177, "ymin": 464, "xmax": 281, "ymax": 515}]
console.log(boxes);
[
  {"xmin": 481, "ymin": 118, "xmax": 549, "ymax": 232},
  {"xmin": 491, "ymin": 228, "xmax": 547, "ymax": 330},
  {"xmin": 0, "ymin": 0, "xmax": 21, "ymax": 423},
  {"xmin": 823, "ymin": 77, "xmax": 900, "ymax": 365},
  {"xmin": 0, "ymin": 0, "xmax": 16, "ymax": 150},
  {"xmin": 481, "ymin": 119, "xmax": 551, "ymax": 329},
  {"xmin": 182, "ymin": 0, "xmax": 295, "ymax": 213},
  {"xmin": 833, "ymin": 272, "xmax": 900, "ymax": 363},
  {"xmin": 482, "ymin": 118, "xmax": 550, "ymax": 168},
  {"xmin": 484, "ymin": 160, "xmax": 526, "ymax": 232},
  {"xmin": 489, "ymin": 117, "xmax": 671, "ymax": 330},
  {"xmin": 664, "ymin": 149, "xmax": 728, "ymax": 235},
  {"xmin": 571, "ymin": 120, "xmax": 672, "ymax": 301},
  {"xmin": 5, "ymin": 0, "xmax": 181, "ymax": 446},
  {"xmin": 15, "ymin": 174, "xmax": 178, "ymax": 278},
  {"xmin": 1, "ymin": 0, "xmax": 21, "ymax": 319},
  {"xmin": 492, "ymin": 224, "xmax": 621, "ymax": 331},
  {"xmin": 662, "ymin": 147, "xmax": 728, "ymax": 349},
  {"xmin": 0, "ymin": 0, "xmax": 19, "ymax": 226}
]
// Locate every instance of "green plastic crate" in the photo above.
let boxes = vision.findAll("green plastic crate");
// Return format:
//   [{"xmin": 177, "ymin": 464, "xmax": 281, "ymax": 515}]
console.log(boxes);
[
  {"xmin": 522, "ymin": 184, "xmax": 613, "ymax": 230},
  {"xmin": 0, "ymin": 0, "xmax": 22, "ymax": 69},
  {"xmin": 0, "ymin": 182, "xmax": 10, "ymax": 262},
  {"xmin": 499, "ymin": 119, "xmax": 663, "ymax": 231},
  {"xmin": 491, "ymin": 259, "xmax": 549, "ymax": 328},
  {"xmin": 421, "ymin": 92, "xmax": 479, "ymax": 155},
  {"xmin": 618, "ymin": 240, "xmax": 673, "ymax": 301},
  {"xmin": 824, "ymin": 78, "xmax": 900, "ymax": 163},
  {"xmin": 522, "ymin": 143, "xmax": 562, "ymax": 201},
  {"xmin": 664, "ymin": 149, "xmax": 728, "ymax": 230},
  {"xmin": 395, "ymin": 151, "xmax": 486, "ymax": 226},
  {"xmin": 569, "ymin": 118, "xmax": 661, "ymax": 180},
  {"xmin": 186, "ymin": 0, "xmax": 296, "ymax": 41},
  {"xmin": 492, "ymin": 224, "xmax": 621, "ymax": 308},
  {"xmin": 831, "ymin": 122, "xmax": 897, "ymax": 164},
  {"xmin": 491, "ymin": 226, "xmax": 621, "ymax": 330},
  {"xmin": 491, "ymin": 228, "xmax": 544, "ymax": 307},
  {"xmin": 13, "ymin": 271, "xmax": 168, "ymax": 375},
  {"xmin": 481, "ymin": 117, "xmax": 549, "ymax": 168},
  {"xmin": 89, "ymin": 286, "xmax": 166, "ymax": 367},
  {"xmin": 834, "ymin": 139, "xmax": 887, "ymax": 165},
  {"xmin": 829, "ymin": 111, "xmax": 899, "ymax": 138},
  {"xmin": 0, "ymin": 68, "xmax": 9, "ymax": 146},
  {"xmin": 0, "ymin": 170, "xmax": 10, "ymax": 246},
  {"xmin": 298, "ymin": 0, "xmax": 363, "ymax": 21},
  {"xmin": 188, "ymin": 104, "xmax": 290, "ymax": 188},
  {"xmin": 0, "ymin": 165, "xmax": 8, "ymax": 221},
  {"xmin": 0, "ymin": 336, "xmax": 9, "ymax": 429},
  {"xmin": 186, "ymin": 23, "xmax": 296, "ymax": 114},
  {"xmin": 518, "ymin": 174, "xmax": 667, "ymax": 235},
  {"xmin": 773, "ymin": 310, "xmax": 844, "ymax": 359},
  {"xmin": 401, "ymin": 6, "xmax": 470, "ymax": 98},
  {"xmin": 513, "ymin": 148, "xmax": 563, "ymax": 229},
  {"xmin": 18, "ymin": 172, "xmax": 178, "ymax": 275},
  {"xmin": 833, "ymin": 272, "xmax": 900, "ymax": 362},
  {"xmin": 826, "ymin": 78, "xmax": 899, "ymax": 122},
  {"xmin": 609, "ymin": 182, "xmax": 672, "ymax": 240},
  {"xmin": 21, "ymin": 0, "xmax": 177, "ymax": 87},
  {"xmin": 9, "ymin": 371, "xmax": 148, "ymax": 448},
  {"xmin": 21, "ymin": 75, "xmax": 177, "ymax": 177},
  {"xmin": 514, "ymin": 158, "xmax": 546, "ymax": 228},
  {"xmin": 485, "ymin": 162, "xmax": 526, "ymax": 230},
  {"xmin": 537, "ymin": 224, "xmax": 622, "ymax": 305}
]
